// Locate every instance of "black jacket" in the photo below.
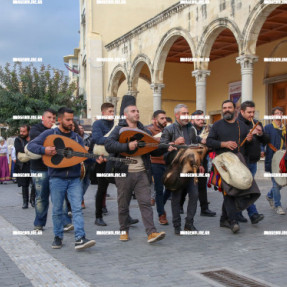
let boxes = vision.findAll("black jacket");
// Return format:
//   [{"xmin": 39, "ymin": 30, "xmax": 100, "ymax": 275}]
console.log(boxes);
[
  {"xmin": 160, "ymin": 121, "xmax": 198, "ymax": 164},
  {"xmin": 206, "ymin": 118, "xmax": 250, "ymax": 157},
  {"xmin": 14, "ymin": 137, "xmax": 30, "ymax": 187},
  {"xmin": 104, "ymin": 120, "xmax": 165, "ymax": 184},
  {"xmin": 237, "ymin": 113, "xmax": 270, "ymax": 163},
  {"xmin": 160, "ymin": 121, "xmax": 197, "ymax": 144},
  {"xmin": 29, "ymin": 122, "xmax": 49, "ymax": 171}
]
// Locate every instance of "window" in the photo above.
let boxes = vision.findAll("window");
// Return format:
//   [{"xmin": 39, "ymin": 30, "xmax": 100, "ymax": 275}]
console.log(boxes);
[{"xmin": 220, "ymin": 0, "xmax": 226, "ymax": 11}]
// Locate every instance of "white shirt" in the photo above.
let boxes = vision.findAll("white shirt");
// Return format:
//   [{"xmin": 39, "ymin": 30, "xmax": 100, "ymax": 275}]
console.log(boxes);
[{"xmin": 0, "ymin": 142, "xmax": 9, "ymax": 164}]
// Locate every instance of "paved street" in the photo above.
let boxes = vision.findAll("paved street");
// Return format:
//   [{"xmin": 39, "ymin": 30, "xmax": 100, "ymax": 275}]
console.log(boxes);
[{"xmin": 0, "ymin": 161, "xmax": 287, "ymax": 287}]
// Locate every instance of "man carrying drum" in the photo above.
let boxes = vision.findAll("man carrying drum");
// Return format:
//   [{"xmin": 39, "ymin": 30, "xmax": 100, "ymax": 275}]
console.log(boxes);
[{"xmin": 206, "ymin": 100, "xmax": 253, "ymax": 233}]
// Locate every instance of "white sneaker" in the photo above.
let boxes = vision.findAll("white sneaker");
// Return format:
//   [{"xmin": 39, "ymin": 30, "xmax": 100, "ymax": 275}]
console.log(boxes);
[
  {"xmin": 266, "ymin": 195, "xmax": 275, "ymax": 209},
  {"xmin": 63, "ymin": 224, "xmax": 74, "ymax": 232},
  {"xmin": 275, "ymin": 206, "xmax": 285, "ymax": 215}
]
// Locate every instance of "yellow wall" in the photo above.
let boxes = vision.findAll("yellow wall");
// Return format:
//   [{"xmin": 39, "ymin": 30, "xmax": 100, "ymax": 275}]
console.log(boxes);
[
  {"xmin": 117, "ymin": 78, "xmax": 154, "ymax": 126},
  {"xmin": 162, "ymin": 62, "xmax": 196, "ymax": 120},
  {"xmin": 93, "ymin": 0, "xmax": 178, "ymax": 46}
]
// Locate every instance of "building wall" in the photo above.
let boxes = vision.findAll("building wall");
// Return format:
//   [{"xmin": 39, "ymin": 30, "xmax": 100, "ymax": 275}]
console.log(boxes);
[{"xmin": 78, "ymin": 0, "xmax": 287, "ymax": 122}]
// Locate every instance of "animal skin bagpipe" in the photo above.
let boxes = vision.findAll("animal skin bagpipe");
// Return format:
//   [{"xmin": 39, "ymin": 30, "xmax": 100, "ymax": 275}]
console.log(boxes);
[
  {"xmin": 163, "ymin": 145, "xmax": 208, "ymax": 191},
  {"xmin": 42, "ymin": 135, "xmax": 137, "ymax": 168},
  {"xmin": 119, "ymin": 128, "xmax": 202, "ymax": 157}
]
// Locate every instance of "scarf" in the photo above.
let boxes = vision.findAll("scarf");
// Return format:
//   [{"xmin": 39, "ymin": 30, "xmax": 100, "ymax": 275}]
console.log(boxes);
[{"xmin": 272, "ymin": 121, "xmax": 286, "ymax": 149}]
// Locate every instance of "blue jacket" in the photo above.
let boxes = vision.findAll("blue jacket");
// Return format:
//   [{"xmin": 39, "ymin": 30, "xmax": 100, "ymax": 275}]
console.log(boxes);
[
  {"xmin": 264, "ymin": 123, "xmax": 287, "ymax": 172},
  {"xmin": 92, "ymin": 119, "xmax": 114, "ymax": 145},
  {"xmin": 27, "ymin": 128, "xmax": 84, "ymax": 178}
]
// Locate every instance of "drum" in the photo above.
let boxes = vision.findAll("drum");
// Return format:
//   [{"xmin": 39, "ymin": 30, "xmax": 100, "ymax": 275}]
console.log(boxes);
[
  {"xmin": 80, "ymin": 162, "xmax": 86, "ymax": 180},
  {"xmin": 212, "ymin": 152, "xmax": 253, "ymax": 190},
  {"xmin": 271, "ymin": 149, "xmax": 287, "ymax": 187}
]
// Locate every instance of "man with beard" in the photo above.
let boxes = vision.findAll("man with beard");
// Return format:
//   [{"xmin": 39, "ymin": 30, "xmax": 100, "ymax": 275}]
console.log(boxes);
[
  {"xmin": 28, "ymin": 107, "xmax": 95, "ymax": 250},
  {"xmin": 105, "ymin": 96, "xmax": 166, "ymax": 243},
  {"xmin": 160, "ymin": 104, "xmax": 205, "ymax": 235},
  {"xmin": 30, "ymin": 109, "xmax": 57, "ymax": 230},
  {"xmin": 92, "ymin": 103, "xmax": 114, "ymax": 226},
  {"xmin": 147, "ymin": 110, "xmax": 171, "ymax": 225},
  {"xmin": 14, "ymin": 125, "xmax": 35, "ymax": 209},
  {"xmin": 237, "ymin": 101, "xmax": 267, "ymax": 223},
  {"xmin": 191, "ymin": 110, "xmax": 216, "ymax": 217},
  {"xmin": 206, "ymin": 100, "xmax": 252, "ymax": 233}
]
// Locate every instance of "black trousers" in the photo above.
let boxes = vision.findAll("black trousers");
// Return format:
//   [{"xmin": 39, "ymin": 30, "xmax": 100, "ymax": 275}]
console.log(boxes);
[
  {"xmin": 198, "ymin": 177, "xmax": 208, "ymax": 210},
  {"xmin": 180, "ymin": 157, "xmax": 209, "ymax": 210},
  {"xmin": 221, "ymin": 194, "xmax": 237, "ymax": 222},
  {"xmin": 172, "ymin": 180, "xmax": 198, "ymax": 228},
  {"xmin": 22, "ymin": 180, "xmax": 35, "ymax": 202},
  {"xmin": 95, "ymin": 162, "xmax": 109, "ymax": 219},
  {"xmin": 180, "ymin": 177, "xmax": 208, "ymax": 211}
]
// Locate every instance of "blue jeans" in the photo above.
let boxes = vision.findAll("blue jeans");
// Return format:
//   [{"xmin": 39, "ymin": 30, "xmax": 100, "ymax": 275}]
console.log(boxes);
[
  {"xmin": 246, "ymin": 163, "xmax": 258, "ymax": 217},
  {"xmin": 82, "ymin": 172, "xmax": 90, "ymax": 200},
  {"xmin": 32, "ymin": 170, "xmax": 50, "ymax": 227},
  {"xmin": 151, "ymin": 163, "xmax": 171, "ymax": 217},
  {"xmin": 267, "ymin": 177, "xmax": 282, "ymax": 208},
  {"xmin": 49, "ymin": 177, "xmax": 85, "ymax": 240},
  {"xmin": 238, "ymin": 163, "xmax": 258, "ymax": 218}
]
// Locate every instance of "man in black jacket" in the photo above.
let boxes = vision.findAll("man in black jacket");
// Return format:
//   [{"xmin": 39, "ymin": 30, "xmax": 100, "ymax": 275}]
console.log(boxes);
[
  {"xmin": 191, "ymin": 110, "xmax": 216, "ymax": 217},
  {"xmin": 14, "ymin": 125, "xmax": 35, "ymax": 209},
  {"xmin": 206, "ymin": 100, "xmax": 253, "ymax": 233},
  {"xmin": 237, "ymin": 101, "xmax": 268, "ymax": 224},
  {"xmin": 105, "ymin": 103, "xmax": 166, "ymax": 243},
  {"xmin": 92, "ymin": 103, "xmax": 114, "ymax": 226},
  {"xmin": 160, "ymin": 104, "xmax": 204, "ymax": 235},
  {"xmin": 30, "ymin": 109, "xmax": 58, "ymax": 230}
]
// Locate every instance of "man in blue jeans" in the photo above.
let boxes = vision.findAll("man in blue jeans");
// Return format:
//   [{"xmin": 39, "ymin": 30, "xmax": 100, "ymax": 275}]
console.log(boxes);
[
  {"xmin": 30, "ymin": 109, "xmax": 72, "ymax": 232},
  {"xmin": 147, "ymin": 110, "xmax": 171, "ymax": 225},
  {"xmin": 264, "ymin": 106, "xmax": 287, "ymax": 215},
  {"xmin": 237, "ymin": 101, "xmax": 268, "ymax": 224},
  {"xmin": 28, "ymin": 107, "xmax": 95, "ymax": 250}
]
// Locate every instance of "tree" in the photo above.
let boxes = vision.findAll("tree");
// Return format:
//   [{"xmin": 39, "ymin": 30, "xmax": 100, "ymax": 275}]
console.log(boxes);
[{"xmin": 0, "ymin": 63, "xmax": 86, "ymax": 137}]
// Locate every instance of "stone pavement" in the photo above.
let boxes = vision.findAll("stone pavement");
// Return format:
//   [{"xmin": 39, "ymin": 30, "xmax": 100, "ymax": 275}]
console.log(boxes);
[{"xmin": 0, "ymin": 161, "xmax": 287, "ymax": 287}]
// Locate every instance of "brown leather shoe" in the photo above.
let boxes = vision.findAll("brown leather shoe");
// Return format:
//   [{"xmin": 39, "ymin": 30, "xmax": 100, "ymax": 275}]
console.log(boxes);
[
  {"xmin": 147, "ymin": 232, "xmax": 165, "ymax": 243},
  {"xmin": 120, "ymin": 231, "xmax": 129, "ymax": 241},
  {"xmin": 159, "ymin": 214, "xmax": 168, "ymax": 225}
]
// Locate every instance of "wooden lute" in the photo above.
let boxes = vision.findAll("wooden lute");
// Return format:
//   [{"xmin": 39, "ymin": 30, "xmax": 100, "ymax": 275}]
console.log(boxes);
[
  {"xmin": 119, "ymin": 128, "xmax": 203, "ymax": 157},
  {"xmin": 42, "ymin": 135, "xmax": 137, "ymax": 168}
]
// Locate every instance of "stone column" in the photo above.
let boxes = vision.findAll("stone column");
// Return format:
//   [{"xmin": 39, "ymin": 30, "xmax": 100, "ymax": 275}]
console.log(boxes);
[
  {"xmin": 126, "ymin": 89, "xmax": 139, "ymax": 98},
  {"xmin": 150, "ymin": 83, "xmax": 165, "ymax": 111},
  {"xmin": 192, "ymin": 70, "xmax": 210, "ymax": 113},
  {"xmin": 236, "ymin": 55, "xmax": 258, "ymax": 102}
]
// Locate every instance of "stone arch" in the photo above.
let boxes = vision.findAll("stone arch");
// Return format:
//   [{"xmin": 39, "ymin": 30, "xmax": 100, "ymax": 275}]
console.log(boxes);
[
  {"xmin": 197, "ymin": 18, "xmax": 243, "ymax": 68},
  {"xmin": 152, "ymin": 27, "xmax": 196, "ymax": 83},
  {"xmin": 129, "ymin": 54, "xmax": 153, "ymax": 90},
  {"xmin": 243, "ymin": 3, "xmax": 282, "ymax": 55},
  {"xmin": 107, "ymin": 64, "xmax": 128, "ymax": 98}
]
